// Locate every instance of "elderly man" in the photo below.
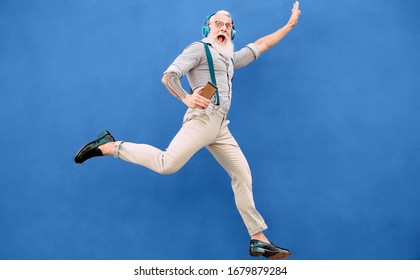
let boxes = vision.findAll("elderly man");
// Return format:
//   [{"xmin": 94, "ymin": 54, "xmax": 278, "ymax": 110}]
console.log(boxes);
[{"xmin": 75, "ymin": 1, "xmax": 301, "ymax": 259}]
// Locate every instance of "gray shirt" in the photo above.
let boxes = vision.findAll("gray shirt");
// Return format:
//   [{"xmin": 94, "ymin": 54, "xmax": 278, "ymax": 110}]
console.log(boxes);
[{"xmin": 165, "ymin": 37, "xmax": 262, "ymax": 113}]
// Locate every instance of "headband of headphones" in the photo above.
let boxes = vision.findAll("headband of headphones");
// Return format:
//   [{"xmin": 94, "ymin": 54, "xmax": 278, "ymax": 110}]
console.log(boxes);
[{"xmin": 202, "ymin": 12, "xmax": 236, "ymax": 40}]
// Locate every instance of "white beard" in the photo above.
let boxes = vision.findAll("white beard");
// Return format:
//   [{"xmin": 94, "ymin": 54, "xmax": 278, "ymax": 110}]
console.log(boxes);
[{"xmin": 207, "ymin": 34, "xmax": 235, "ymax": 61}]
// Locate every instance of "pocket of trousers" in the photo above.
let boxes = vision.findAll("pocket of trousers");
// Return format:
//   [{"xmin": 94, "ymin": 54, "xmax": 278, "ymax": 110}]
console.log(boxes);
[{"xmin": 182, "ymin": 109, "xmax": 206, "ymax": 125}]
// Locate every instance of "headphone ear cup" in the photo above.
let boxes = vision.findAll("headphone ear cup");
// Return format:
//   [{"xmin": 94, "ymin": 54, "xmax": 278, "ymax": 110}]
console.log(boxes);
[
  {"xmin": 231, "ymin": 28, "xmax": 236, "ymax": 40},
  {"xmin": 202, "ymin": 25, "xmax": 210, "ymax": 37}
]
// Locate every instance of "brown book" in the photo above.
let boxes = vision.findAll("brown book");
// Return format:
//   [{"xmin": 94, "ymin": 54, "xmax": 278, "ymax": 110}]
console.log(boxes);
[{"xmin": 200, "ymin": 81, "xmax": 218, "ymax": 99}]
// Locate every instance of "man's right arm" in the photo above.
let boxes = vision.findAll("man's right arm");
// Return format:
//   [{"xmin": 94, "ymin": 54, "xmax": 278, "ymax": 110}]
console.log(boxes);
[
  {"xmin": 161, "ymin": 72, "xmax": 188, "ymax": 101},
  {"xmin": 161, "ymin": 72, "xmax": 209, "ymax": 109}
]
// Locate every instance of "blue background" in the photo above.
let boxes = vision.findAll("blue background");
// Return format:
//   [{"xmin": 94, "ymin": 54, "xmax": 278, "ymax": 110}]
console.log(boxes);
[{"xmin": 1, "ymin": 0, "xmax": 419, "ymax": 260}]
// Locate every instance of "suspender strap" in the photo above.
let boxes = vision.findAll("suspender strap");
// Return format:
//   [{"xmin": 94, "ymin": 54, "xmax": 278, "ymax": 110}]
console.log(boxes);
[{"xmin": 201, "ymin": 42, "xmax": 220, "ymax": 106}]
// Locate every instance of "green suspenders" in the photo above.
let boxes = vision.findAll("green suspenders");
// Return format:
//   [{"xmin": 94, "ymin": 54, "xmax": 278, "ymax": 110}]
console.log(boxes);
[{"xmin": 201, "ymin": 42, "xmax": 220, "ymax": 106}]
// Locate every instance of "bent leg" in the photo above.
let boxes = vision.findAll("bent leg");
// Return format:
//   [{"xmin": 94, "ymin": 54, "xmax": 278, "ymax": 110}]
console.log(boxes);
[
  {"xmin": 207, "ymin": 121, "xmax": 268, "ymax": 236},
  {"xmin": 113, "ymin": 114, "xmax": 215, "ymax": 175}
]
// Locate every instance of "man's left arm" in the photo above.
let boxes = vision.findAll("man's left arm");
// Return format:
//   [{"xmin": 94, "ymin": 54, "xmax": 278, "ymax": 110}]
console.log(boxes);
[{"xmin": 254, "ymin": 1, "xmax": 301, "ymax": 53}]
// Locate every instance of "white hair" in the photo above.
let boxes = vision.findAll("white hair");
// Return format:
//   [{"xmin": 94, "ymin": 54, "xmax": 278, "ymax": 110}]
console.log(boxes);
[{"xmin": 208, "ymin": 10, "xmax": 233, "ymax": 23}]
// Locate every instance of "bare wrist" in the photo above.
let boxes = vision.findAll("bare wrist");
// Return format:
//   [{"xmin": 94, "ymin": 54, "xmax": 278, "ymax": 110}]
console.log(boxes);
[{"xmin": 286, "ymin": 22, "xmax": 295, "ymax": 29}]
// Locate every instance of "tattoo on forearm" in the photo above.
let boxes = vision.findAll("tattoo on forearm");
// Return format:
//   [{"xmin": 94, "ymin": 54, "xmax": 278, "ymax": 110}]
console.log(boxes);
[{"xmin": 164, "ymin": 72, "xmax": 187, "ymax": 100}]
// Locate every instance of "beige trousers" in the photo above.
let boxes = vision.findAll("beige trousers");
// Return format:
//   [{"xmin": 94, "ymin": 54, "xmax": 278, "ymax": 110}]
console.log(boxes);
[{"xmin": 113, "ymin": 108, "xmax": 268, "ymax": 236}]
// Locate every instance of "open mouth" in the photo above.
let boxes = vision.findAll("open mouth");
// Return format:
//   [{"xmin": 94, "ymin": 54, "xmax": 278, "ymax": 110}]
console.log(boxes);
[{"xmin": 217, "ymin": 35, "xmax": 226, "ymax": 43}]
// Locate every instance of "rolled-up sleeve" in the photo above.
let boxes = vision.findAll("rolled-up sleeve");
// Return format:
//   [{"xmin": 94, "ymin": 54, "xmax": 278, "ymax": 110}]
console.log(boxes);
[
  {"xmin": 233, "ymin": 43, "xmax": 262, "ymax": 70},
  {"xmin": 164, "ymin": 42, "xmax": 203, "ymax": 77}
]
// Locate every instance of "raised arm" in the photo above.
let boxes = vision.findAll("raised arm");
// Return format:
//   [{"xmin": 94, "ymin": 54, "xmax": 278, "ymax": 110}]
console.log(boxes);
[{"xmin": 254, "ymin": 1, "xmax": 301, "ymax": 53}]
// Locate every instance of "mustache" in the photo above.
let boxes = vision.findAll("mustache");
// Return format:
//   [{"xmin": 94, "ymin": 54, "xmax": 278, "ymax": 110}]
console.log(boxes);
[{"xmin": 207, "ymin": 34, "xmax": 234, "ymax": 59}]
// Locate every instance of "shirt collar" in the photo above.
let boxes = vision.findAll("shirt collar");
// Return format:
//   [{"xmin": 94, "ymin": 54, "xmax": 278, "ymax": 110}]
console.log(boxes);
[{"xmin": 201, "ymin": 37, "xmax": 212, "ymax": 46}]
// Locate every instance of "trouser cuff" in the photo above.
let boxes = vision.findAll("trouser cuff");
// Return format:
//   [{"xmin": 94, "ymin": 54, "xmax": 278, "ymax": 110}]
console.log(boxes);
[
  {"xmin": 248, "ymin": 224, "xmax": 269, "ymax": 236},
  {"xmin": 113, "ymin": 141, "xmax": 124, "ymax": 158}
]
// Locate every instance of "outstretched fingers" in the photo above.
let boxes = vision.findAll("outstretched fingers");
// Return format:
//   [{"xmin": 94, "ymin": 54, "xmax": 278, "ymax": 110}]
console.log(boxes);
[
  {"xmin": 288, "ymin": 1, "xmax": 301, "ymax": 27},
  {"xmin": 293, "ymin": 1, "xmax": 300, "ymax": 11}
]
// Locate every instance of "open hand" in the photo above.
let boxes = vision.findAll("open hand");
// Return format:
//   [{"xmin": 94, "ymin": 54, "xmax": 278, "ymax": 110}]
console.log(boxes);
[{"xmin": 287, "ymin": 1, "xmax": 301, "ymax": 28}]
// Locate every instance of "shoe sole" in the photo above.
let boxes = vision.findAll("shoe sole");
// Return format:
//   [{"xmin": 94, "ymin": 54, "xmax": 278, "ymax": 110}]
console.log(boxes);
[
  {"xmin": 250, "ymin": 251, "xmax": 265, "ymax": 257},
  {"xmin": 250, "ymin": 248, "xmax": 291, "ymax": 259},
  {"xmin": 264, "ymin": 251, "xmax": 291, "ymax": 259}
]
